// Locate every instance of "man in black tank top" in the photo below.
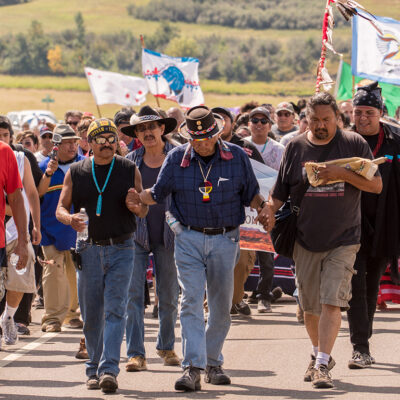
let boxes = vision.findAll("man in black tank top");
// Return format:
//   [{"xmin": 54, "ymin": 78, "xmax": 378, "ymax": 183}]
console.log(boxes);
[{"xmin": 56, "ymin": 119, "xmax": 148, "ymax": 394}]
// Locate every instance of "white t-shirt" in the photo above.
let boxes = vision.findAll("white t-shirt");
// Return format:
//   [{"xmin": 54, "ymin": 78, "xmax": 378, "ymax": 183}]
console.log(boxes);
[
  {"xmin": 35, "ymin": 151, "xmax": 48, "ymax": 163},
  {"xmin": 245, "ymin": 137, "xmax": 285, "ymax": 171},
  {"xmin": 6, "ymin": 151, "xmax": 30, "ymax": 242}
]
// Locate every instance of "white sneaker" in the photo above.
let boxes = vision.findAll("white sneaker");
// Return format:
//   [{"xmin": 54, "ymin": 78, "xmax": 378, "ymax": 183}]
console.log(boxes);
[
  {"xmin": 1, "ymin": 316, "xmax": 18, "ymax": 345},
  {"xmin": 257, "ymin": 299, "xmax": 272, "ymax": 313}
]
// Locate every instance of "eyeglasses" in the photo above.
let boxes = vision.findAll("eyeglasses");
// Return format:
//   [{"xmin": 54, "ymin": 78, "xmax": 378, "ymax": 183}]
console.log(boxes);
[
  {"xmin": 250, "ymin": 117, "xmax": 269, "ymax": 125},
  {"xmin": 354, "ymin": 110, "xmax": 380, "ymax": 118},
  {"xmin": 93, "ymin": 136, "xmax": 117, "ymax": 145},
  {"xmin": 67, "ymin": 121, "xmax": 79, "ymax": 126},
  {"xmin": 135, "ymin": 122, "xmax": 160, "ymax": 134}
]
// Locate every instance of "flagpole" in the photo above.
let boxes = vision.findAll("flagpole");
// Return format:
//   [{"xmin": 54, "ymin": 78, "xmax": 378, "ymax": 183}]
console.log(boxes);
[
  {"xmin": 141, "ymin": 34, "xmax": 161, "ymax": 108},
  {"xmin": 334, "ymin": 57, "xmax": 343, "ymax": 98},
  {"xmin": 96, "ymin": 105, "xmax": 102, "ymax": 118}
]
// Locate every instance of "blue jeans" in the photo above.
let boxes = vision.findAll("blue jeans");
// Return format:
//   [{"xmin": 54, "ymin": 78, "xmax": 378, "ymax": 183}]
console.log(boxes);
[
  {"xmin": 126, "ymin": 242, "xmax": 179, "ymax": 358},
  {"xmin": 77, "ymin": 238, "xmax": 134, "ymax": 378},
  {"xmin": 174, "ymin": 227, "xmax": 240, "ymax": 369}
]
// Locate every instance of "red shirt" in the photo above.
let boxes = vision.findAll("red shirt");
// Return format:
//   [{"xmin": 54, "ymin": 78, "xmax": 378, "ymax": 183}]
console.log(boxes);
[{"xmin": 0, "ymin": 142, "xmax": 23, "ymax": 247}]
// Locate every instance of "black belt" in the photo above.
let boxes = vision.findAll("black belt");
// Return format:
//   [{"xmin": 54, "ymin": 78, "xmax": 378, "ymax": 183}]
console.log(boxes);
[
  {"xmin": 187, "ymin": 226, "xmax": 237, "ymax": 236},
  {"xmin": 88, "ymin": 233, "xmax": 133, "ymax": 246}
]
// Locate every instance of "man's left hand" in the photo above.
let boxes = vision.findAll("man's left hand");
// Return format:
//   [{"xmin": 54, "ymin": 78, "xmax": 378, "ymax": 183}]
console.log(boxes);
[
  {"xmin": 31, "ymin": 226, "xmax": 42, "ymax": 245},
  {"xmin": 255, "ymin": 204, "xmax": 275, "ymax": 232},
  {"xmin": 126, "ymin": 188, "xmax": 144, "ymax": 214},
  {"xmin": 316, "ymin": 164, "xmax": 345, "ymax": 185}
]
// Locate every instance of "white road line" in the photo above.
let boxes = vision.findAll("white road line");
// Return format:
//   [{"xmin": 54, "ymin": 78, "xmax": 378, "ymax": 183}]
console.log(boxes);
[{"xmin": 0, "ymin": 332, "xmax": 58, "ymax": 368}]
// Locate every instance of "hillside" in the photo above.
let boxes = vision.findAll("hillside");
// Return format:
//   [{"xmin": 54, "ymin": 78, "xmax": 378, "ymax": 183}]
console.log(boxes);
[{"xmin": 0, "ymin": 0, "xmax": 398, "ymax": 37}]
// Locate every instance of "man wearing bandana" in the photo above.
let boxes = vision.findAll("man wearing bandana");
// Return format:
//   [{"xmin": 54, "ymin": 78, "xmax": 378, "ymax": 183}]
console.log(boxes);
[
  {"xmin": 56, "ymin": 118, "xmax": 148, "ymax": 394},
  {"xmin": 347, "ymin": 82, "xmax": 400, "ymax": 369},
  {"xmin": 131, "ymin": 106, "xmax": 271, "ymax": 392}
]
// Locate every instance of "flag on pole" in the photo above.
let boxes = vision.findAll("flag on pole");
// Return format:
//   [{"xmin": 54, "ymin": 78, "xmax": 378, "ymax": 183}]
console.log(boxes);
[
  {"xmin": 84, "ymin": 67, "xmax": 148, "ymax": 106},
  {"xmin": 336, "ymin": 60, "xmax": 400, "ymax": 117},
  {"xmin": 352, "ymin": 13, "xmax": 400, "ymax": 85},
  {"xmin": 142, "ymin": 48, "xmax": 204, "ymax": 108}
]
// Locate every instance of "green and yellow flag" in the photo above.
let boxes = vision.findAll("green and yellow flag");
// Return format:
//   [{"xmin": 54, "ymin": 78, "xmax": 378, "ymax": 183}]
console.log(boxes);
[{"xmin": 336, "ymin": 60, "xmax": 400, "ymax": 117}]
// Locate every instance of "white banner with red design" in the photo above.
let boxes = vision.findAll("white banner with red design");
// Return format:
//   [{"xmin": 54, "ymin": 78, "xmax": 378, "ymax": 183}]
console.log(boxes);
[
  {"xmin": 142, "ymin": 48, "xmax": 204, "ymax": 109},
  {"xmin": 240, "ymin": 160, "xmax": 278, "ymax": 253},
  {"xmin": 84, "ymin": 67, "xmax": 148, "ymax": 106}
]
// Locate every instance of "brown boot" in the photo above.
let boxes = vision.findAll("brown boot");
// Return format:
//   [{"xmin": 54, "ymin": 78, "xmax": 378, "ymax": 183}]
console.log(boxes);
[{"xmin": 75, "ymin": 337, "xmax": 89, "ymax": 359}]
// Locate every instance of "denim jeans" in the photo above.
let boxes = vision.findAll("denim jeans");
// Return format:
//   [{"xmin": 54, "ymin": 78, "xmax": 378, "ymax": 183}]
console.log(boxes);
[
  {"xmin": 126, "ymin": 242, "xmax": 179, "ymax": 358},
  {"xmin": 175, "ymin": 226, "xmax": 240, "ymax": 369},
  {"xmin": 77, "ymin": 237, "xmax": 134, "ymax": 378}
]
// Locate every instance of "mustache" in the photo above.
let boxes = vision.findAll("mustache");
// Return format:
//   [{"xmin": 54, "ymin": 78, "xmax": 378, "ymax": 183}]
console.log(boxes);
[{"xmin": 100, "ymin": 146, "xmax": 113, "ymax": 151}]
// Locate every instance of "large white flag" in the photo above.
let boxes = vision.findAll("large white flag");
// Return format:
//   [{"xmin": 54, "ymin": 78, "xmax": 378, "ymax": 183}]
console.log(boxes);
[
  {"xmin": 142, "ymin": 48, "xmax": 204, "ymax": 108},
  {"xmin": 352, "ymin": 14, "xmax": 400, "ymax": 85},
  {"xmin": 84, "ymin": 67, "xmax": 148, "ymax": 106}
]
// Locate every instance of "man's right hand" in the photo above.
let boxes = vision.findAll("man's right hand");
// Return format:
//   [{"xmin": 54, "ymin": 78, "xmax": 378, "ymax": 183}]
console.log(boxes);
[
  {"xmin": 14, "ymin": 239, "xmax": 29, "ymax": 270},
  {"xmin": 45, "ymin": 158, "xmax": 58, "ymax": 177},
  {"xmin": 70, "ymin": 213, "xmax": 87, "ymax": 232}
]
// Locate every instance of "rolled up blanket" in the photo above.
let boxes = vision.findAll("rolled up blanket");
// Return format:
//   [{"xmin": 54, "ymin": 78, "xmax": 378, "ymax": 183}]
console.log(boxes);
[{"xmin": 305, "ymin": 156, "xmax": 386, "ymax": 187}]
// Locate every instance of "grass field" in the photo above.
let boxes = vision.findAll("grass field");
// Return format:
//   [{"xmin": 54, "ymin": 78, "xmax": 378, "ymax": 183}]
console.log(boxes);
[{"xmin": 0, "ymin": 1, "xmax": 398, "ymax": 40}]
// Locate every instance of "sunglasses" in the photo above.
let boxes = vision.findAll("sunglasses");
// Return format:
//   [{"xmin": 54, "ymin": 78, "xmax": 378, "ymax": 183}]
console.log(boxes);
[
  {"xmin": 135, "ymin": 122, "xmax": 160, "ymax": 134},
  {"xmin": 277, "ymin": 112, "xmax": 292, "ymax": 117},
  {"xmin": 68, "ymin": 121, "xmax": 79, "ymax": 126},
  {"xmin": 41, "ymin": 134, "xmax": 52, "ymax": 139},
  {"xmin": 251, "ymin": 117, "xmax": 269, "ymax": 125},
  {"xmin": 93, "ymin": 136, "xmax": 117, "ymax": 145}
]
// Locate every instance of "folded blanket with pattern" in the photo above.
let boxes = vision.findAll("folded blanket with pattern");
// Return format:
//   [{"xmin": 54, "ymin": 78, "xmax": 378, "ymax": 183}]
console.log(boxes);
[{"xmin": 305, "ymin": 157, "xmax": 386, "ymax": 187}]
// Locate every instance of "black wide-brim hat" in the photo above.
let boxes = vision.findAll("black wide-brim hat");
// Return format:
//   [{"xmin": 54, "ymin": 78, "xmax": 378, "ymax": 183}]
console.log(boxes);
[
  {"xmin": 120, "ymin": 105, "xmax": 177, "ymax": 138},
  {"xmin": 179, "ymin": 106, "xmax": 225, "ymax": 140}
]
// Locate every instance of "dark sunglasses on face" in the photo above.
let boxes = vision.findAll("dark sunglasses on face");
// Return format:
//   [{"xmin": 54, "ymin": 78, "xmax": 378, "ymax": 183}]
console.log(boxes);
[
  {"xmin": 251, "ymin": 117, "xmax": 269, "ymax": 125},
  {"xmin": 68, "ymin": 121, "xmax": 79, "ymax": 126},
  {"xmin": 93, "ymin": 136, "xmax": 117, "ymax": 145},
  {"xmin": 41, "ymin": 134, "xmax": 52, "ymax": 139}
]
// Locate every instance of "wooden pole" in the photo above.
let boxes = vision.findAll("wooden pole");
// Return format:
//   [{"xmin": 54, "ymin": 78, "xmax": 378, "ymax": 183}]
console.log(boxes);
[
  {"xmin": 352, "ymin": 75, "xmax": 356, "ymax": 97},
  {"xmin": 140, "ymin": 34, "xmax": 161, "ymax": 108},
  {"xmin": 96, "ymin": 105, "xmax": 102, "ymax": 118}
]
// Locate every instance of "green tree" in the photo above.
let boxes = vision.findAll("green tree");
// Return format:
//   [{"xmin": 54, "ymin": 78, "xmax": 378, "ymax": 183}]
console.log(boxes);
[
  {"xmin": 165, "ymin": 37, "xmax": 200, "ymax": 58},
  {"xmin": 28, "ymin": 20, "xmax": 50, "ymax": 74}
]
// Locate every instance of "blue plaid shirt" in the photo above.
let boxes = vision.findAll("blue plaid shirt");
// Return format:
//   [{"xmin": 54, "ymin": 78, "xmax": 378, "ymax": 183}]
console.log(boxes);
[{"xmin": 151, "ymin": 142, "xmax": 260, "ymax": 228}]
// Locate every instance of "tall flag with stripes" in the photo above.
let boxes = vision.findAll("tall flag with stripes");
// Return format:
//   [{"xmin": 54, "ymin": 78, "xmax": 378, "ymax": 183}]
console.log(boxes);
[
  {"xmin": 85, "ymin": 67, "xmax": 148, "ymax": 106},
  {"xmin": 352, "ymin": 14, "xmax": 400, "ymax": 85},
  {"xmin": 142, "ymin": 48, "xmax": 204, "ymax": 108}
]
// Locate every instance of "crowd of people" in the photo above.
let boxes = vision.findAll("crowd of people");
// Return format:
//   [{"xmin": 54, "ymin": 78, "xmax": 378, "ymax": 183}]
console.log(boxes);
[{"xmin": 0, "ymin": 82, "xmax": 399, "ymax": 394}]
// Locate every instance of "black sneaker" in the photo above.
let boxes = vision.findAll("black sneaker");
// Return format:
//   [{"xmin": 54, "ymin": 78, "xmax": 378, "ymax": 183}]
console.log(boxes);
[
  {"xmin": 247, "ymin": 293, "xmax": 258, "ymax": 304},
  {"xmin": 230, "ymin": 305, "xmax": 238, "ymax": 315},
  {"xmin": 271, "ymin": 287, "xmax": 283, "ymax": 303},
  {"xmin": 204, "ymin": 365, "xmax": 231, "ymax": 385},
  {"xmin": 86, "ymin": 375, "xmax": 100, "ymax": 390},
  {"xmin": 304, "ymin": 355, "xmax": 336, "ymax": 382},
  {"xmin": 175, "ymin": 366, "xmax": 201, "ymax": 391},
  {"xmin": 99, "ymin": 373, "xmax": 118, "ymax": 393},
  {"xmin": 311, "ymin": 364, "xmax": 333, "ymax": 389},
  {"xmin": 348, "ymin": 351, "xmax": 372, "ymax": 369},
  {"xmin": 235, "ymin": 300, "xmax": 251, "ymax": 316}
]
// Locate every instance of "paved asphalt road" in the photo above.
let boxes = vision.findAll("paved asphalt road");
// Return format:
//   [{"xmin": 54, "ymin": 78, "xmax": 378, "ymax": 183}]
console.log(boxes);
[{"xmin": 0, "ymin": 296, "xmax": 399, "ymax": 400}]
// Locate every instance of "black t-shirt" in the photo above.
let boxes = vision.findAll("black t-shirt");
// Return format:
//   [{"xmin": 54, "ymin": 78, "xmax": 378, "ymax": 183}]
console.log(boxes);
[
  {"xmin": 70, "ymin": 156, "xmax": 136, "ymax": 241},
  {"xmin": 272, "ymin": 130, "xmax": 375, "ymax": 252},
  {"xmin": 230, "ymin": 134, "xmax": 264, "ymax": 164},
  {"xmin": 140, "ymin": 162, "xmax": 164, "ymax": 246}
]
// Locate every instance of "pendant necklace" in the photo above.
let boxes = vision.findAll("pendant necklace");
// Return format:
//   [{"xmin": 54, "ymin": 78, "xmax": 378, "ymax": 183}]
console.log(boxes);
[
  {"xmin": 197, "ymin": 160, "xmax": 213, "ymax": 202},
  {"xmin": 91, "ymin": 156, "xmax": 115, "ymax": 216}
]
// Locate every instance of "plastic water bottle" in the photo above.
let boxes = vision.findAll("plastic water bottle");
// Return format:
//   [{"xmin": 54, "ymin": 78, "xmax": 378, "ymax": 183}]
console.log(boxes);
[
  {"xmin": 77, "ymin": 208, "xmax": 89, "ymax": 241},
  {"xmin": 10, "ymin": 253, "xmax": 27, "ymax": 275},
  {"xmin": 165, "ymin": 211, "xmax": 183, "ymax": 235}
]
